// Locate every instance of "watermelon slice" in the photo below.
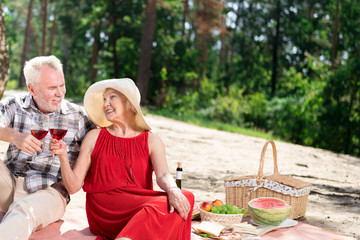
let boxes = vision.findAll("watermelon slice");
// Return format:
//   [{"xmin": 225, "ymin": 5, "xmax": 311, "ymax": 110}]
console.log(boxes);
[
  {"xmin": 248, "ymin": 197, "xmax": 291, "ymax": 226},
  {"xmin": 192, "ymin": 202, "xmax": 201, "ymax": 220}
]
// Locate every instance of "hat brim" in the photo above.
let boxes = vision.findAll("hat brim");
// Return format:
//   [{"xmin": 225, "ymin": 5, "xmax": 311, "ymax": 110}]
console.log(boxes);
[{"xmin": 84, "ymin": 78, "xmax": 151, "ymax": 130}]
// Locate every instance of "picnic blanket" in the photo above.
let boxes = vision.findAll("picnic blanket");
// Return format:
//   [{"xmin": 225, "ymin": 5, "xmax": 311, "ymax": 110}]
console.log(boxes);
[
  {"xmin": 0, "ymin": 210, "xmax": 355, "ymax": 240},
  {"xmin": 191, "ymin": 220, "xmax": 355, "ymax": 240}
]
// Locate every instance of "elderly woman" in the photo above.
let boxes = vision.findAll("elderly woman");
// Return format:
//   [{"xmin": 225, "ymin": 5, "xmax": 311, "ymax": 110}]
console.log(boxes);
[{"xmin": 51, "ymin": 78, "xmax": 194, "ymax": 240}]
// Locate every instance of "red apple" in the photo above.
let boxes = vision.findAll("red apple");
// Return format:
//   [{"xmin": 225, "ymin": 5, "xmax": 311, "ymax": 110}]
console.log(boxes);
[
  {"xmin": 212, "ymin": 199, "xmax": 224, "ymax": 207},
  {"xmin": 200, "ymin": 201, "xmax": 212, "ymax": 212}
]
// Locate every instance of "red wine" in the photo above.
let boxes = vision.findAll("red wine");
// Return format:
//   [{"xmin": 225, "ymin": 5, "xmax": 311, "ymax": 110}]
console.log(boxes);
[
  {"xmin": 50, "ymin": 129, "xmax": 67, "ymax": 140},
  {"xmin": 31, "ymin": 130, "xmax": 48, "ymax": 140}
]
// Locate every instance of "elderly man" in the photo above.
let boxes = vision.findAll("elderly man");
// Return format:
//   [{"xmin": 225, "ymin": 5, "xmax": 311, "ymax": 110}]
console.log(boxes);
[{"xmin": 0, "ymin": 55, "xmax": 96, "ymax": 239}]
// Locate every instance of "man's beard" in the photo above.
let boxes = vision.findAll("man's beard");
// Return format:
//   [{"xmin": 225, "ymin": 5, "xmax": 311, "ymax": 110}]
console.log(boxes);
[{"xmin": 34, "ymin": 93, "xmax": 63, "ymax": 113}]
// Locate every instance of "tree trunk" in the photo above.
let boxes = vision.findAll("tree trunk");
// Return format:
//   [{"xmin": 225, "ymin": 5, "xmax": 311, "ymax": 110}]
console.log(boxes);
[
  {"xmin": 90, "ymin": 21, "xmax": 100, "ymax": 84},
  {"xmin": 112, "ymin": 37, "xmax": 119, "ymax": 77},
  {"xmin": 181, "ymin": 0, "xmax": 189, "ymax": 39},
  {"xmin": 136, "ymin": 0, "xmax": 157, "ymax": 105},
  {"xmin": 0, "ymin": 3, "xmax": 10, "ymax": 99},
  {"xmin": 330, "ymin": 0, "xmax": 339, "ymax": 70},
  {"xmin": 306, "ymin": 2, "xmax": 313, "ymax": 51},
  {"xmin": 219, "ymin": 15, "xmax": 227, "ymax": 66},
  {"xmin": 30, "ymin": 20, "xmax": 41, "ymax": 55},
  {"xmin": 227, "ymin": 1, "xmax": 242, "ymax": 94},
  {"xmin": 271, "ymin": 0, "xmax": 281, "ymax": 97},
  {"xmin": 197, "ymin": 34, "xmax": 208, "ymax": 87},
  {"xmin": 110, "ymin": 1, "xmax": 119, "ymax": 78},
  {"xmin": 344, "ymin": 90, "xmax": 355, "ymax": 154},
  {"xmin": 62, "ymin": 32, "xmax": 69, "ymax": 75},
  {"xmin": 41, "ymin": 0, "xmax": 49, "ymax": 56},
  {"xmin": 19, "ymin": 0, "xmax": 34, "ymax": 88},
  {"xmin": 230, "ymin": 1, "xmax": 241, "ymax": 64},
  {"xmin": 48, "ymin": 10, "xmax": 57, "ymax": 55},
  {"xmin": 194, "ymin": 0, "xmax": 208, "ymax": 87}
]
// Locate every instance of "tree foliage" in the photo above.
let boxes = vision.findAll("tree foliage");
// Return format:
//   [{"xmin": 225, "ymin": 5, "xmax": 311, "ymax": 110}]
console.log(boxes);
[{"xmin": 2, "ymin": 0, "xmax": 360, "ymax": 156}]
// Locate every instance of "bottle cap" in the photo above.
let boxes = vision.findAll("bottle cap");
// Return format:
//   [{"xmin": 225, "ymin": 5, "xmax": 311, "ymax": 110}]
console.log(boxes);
[{"xmin": 177, "ymin": 162, "xmax": 182, "ymax": 168}]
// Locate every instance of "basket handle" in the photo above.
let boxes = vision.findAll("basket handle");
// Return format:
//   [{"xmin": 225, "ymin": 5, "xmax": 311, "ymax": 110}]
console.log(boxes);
[{"xmin": 256, "ymin": 140, "xmax": 279, "ymax": 185}]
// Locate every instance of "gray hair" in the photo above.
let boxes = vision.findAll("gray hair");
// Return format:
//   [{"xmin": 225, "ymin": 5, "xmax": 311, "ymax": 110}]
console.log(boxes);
[{"xmin": 23, "ymin": 55, "xmax": 63, "ymax": 86}]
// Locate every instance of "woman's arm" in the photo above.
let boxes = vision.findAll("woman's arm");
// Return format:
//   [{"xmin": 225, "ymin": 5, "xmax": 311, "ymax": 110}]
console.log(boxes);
[
  {"xmin": 51, "ymin": 128, "xmax": 100, "ymax": 194},
  {"xmin": 148, "ymin": 132, "xmax": 190, "ymax": 220}
]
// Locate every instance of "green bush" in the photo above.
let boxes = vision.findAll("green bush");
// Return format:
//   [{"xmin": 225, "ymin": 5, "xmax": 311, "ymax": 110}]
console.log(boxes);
[{"xmin": 244, "ymin": 92, "xmax": 267, "ymax": 129}]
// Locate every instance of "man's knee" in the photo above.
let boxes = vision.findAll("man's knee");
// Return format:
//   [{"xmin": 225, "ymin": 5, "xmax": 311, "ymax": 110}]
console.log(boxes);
[
  {"xmin": 7, "ymin": 199, "xmax": 37, "ymax": 224},
  {"xmin": 0, "ymin": 200, "xmax": 36, "ymax": 239}
]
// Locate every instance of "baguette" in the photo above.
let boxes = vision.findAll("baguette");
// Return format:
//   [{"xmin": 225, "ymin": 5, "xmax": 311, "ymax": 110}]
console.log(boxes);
[{"xmin": 192, "ymin": 221, "xmax": 225, "ymax": 237}]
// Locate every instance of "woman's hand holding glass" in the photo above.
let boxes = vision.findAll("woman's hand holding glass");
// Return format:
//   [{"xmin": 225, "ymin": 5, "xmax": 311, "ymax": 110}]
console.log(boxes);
[
  {"xmin": 50, "ymin": 139, "xmax": 67, "ymax": 159},
  {"xmin": 49, "ymin": 114, "xmax": 68, "ymax": 160}
]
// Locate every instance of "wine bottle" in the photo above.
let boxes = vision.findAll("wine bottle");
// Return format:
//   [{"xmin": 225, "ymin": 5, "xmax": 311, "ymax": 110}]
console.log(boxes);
[{"xmin": 176, "ymin": 162, "xmax": 182, "ymax": 189}]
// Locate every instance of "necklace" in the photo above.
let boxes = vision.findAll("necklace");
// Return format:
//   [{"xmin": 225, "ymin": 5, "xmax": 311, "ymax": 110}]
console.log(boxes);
[{"xmin": 116, "ymin": 135, "xmax": 136, "ymax": 182}]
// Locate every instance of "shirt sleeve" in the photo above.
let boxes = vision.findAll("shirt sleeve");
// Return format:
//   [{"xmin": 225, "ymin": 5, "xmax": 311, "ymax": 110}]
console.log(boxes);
[{"xmin": 0, "ymin": 97, "xmax": 15, "ymax": 128}]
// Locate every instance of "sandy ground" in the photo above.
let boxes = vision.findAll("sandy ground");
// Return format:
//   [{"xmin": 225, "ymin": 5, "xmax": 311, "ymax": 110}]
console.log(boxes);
[
  {"xmin": 1, "ymin": 90, "xmax": 359, "ymax": 239},
  {"xmin": 144, "ymin": 115, "xmax": 360, "ymax": 239}
]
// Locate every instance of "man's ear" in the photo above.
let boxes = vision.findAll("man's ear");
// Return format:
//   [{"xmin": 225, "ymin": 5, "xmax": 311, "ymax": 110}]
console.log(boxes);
[{"xmin": 28, "ymin": 83, "xmax": 37, "ymax": 96}]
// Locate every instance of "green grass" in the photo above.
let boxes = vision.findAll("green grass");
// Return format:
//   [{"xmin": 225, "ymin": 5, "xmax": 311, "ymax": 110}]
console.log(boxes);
[{"xmin": 147, "ymin": 108, "xmax": 283, "ymax": 142}]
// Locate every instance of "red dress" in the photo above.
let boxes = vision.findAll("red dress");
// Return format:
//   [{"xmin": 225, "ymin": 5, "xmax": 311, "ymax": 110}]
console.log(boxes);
[{"xmin": 83, "ymin": 128, "xmax": 194, "ymax": 240}]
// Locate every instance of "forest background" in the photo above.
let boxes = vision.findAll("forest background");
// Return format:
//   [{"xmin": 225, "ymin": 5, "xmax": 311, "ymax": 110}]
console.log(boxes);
[{"xmin": 0, "ymin": 0, "xmax": 359, "ymax": 157}]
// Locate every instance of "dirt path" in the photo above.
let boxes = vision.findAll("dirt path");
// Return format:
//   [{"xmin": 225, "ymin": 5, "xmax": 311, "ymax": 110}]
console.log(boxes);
[{"xmin": 1, "ymin": 91, "xmax": 359, "ymax": 239}]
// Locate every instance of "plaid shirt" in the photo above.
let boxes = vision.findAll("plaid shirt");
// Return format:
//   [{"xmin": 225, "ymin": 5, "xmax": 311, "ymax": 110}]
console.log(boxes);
[{"xmin": 0, "ymin": 93, "xmax": 96, "ymax": 197}]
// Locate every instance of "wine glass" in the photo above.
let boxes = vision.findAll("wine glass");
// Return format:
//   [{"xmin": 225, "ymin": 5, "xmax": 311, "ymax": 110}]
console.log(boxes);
[
  {"xmin": 49, "ymin": 114, "xmax": 68, "ymax": 161},
  {"xmin": 29, "ymin": 115, "xmax": 50, "ymax": 163}
]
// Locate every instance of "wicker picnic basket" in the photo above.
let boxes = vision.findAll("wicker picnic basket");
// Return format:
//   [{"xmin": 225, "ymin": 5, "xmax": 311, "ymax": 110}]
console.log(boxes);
[{"xmin": 224, "ymin": 140, "xmax": 312, "ymax": 219}]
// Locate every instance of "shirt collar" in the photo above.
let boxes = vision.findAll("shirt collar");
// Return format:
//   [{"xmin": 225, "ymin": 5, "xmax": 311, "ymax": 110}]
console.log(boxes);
[{"xmin": 22, "ymin": 93, "xmax": 33, "ymax": 109}]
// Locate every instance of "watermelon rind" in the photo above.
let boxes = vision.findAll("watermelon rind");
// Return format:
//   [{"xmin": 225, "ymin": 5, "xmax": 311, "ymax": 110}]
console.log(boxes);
[
  {"xmin": 248, "ymin": 197, "xmax": 291, "ymax": 226},
  {"xmin": 192, "ymin": 202, "xmax": 201, "ymax": 220}
]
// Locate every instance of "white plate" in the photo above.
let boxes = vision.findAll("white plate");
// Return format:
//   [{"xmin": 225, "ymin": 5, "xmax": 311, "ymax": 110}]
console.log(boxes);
[
  {"xmin": 250, "ymin": 219, "xmax": 298, "ymax": 236},
  {"xmin": 250, "ymin": 218, "xmax": 297, "ymax": 228}
]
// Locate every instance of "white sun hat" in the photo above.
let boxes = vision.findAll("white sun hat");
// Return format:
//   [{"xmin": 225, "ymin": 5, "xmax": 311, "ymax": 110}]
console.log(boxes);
[{"xmin": 84, "ymin": 78, "xmax": 151, "ymax": 130}]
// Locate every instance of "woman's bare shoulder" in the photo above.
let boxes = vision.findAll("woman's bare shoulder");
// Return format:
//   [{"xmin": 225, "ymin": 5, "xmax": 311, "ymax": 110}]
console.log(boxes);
[
  {"xmin": 86, "ymin": 128, "xmax": 101, "ymax": 137},
  {"xmin": 147, "ymin": 131, "xmax": 164, "ymax": 150},
  {"xmin": 147, "ymin": 131, "xmax": 161, "ymax": 142},
  {"xmin": 82, "ymin": 128, "xmax": 101, "ymax": 145}
]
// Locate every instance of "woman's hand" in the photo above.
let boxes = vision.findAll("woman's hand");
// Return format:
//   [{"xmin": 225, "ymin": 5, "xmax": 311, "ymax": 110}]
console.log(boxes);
[
  {"xmin": 50, "ymin": 139, "xmax": 67, "ymax": 157},
  {"xmin": 167, "ymin": 187, "xmax": 191, "ymax": 221}
]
